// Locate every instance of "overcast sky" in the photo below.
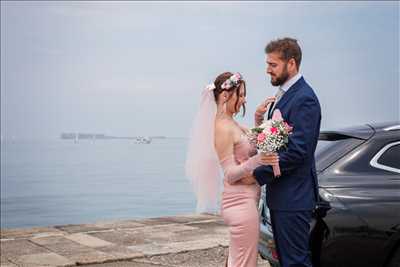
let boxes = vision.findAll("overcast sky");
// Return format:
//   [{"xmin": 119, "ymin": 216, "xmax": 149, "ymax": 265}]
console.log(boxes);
[{"xmin": 1, "ymin": 1, "xmax": 399, "ymax": 139}]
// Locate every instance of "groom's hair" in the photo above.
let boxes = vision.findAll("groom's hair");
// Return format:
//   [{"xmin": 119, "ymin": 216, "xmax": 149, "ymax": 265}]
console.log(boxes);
[{"xmin": 265, "ymin": 38, "xmax": 302, "ymax": 70}]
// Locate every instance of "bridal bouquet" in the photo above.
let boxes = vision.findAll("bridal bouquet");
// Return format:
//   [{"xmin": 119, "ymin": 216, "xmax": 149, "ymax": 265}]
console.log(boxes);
[{"xmin": 247, "ymin": 109, "xmax": 293, "ymax": 177}]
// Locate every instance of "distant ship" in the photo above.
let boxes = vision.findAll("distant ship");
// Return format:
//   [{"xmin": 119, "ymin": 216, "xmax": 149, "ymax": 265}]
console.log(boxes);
[
  {"xmin": 60, "ymin": 133, "xmax": 163, "ymax": 144},
  {"xmin": 134, "ymin": 136, "xmax": 152, "ymax": 144}
]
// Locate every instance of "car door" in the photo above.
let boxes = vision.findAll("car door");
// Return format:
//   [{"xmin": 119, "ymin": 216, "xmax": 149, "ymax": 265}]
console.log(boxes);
[
  {"xmin": 360, "ymin": 140, "xmax": 400, "ymax": 266},
  {"xmin": 321, "ymin": 137, "xmax": 400, "ymax": 267},
  {"xmin": 313, "ymin": 135, "xmax": 371, "ymax": 267}
]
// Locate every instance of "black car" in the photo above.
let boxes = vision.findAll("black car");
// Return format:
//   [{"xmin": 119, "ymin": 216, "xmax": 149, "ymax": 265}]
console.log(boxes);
[{"xmin": 258, "ymin": 122, "xmax": 400, "ymax": 267}]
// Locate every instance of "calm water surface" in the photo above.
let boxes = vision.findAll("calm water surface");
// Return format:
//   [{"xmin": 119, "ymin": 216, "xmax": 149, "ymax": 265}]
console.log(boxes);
[{"xmin": 1, "ymin": 138, "xmax": 196, "ymax": 228}]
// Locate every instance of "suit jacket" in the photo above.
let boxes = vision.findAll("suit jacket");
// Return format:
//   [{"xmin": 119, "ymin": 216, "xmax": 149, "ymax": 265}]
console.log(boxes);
[{"xmin": 254, "ymin": 77, "xmax": 321, "ymax": 211}]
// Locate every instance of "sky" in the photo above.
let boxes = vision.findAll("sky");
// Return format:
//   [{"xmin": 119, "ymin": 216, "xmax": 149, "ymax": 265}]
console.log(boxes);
[{"xmin": 1, "ymin": 1, "xmax": 399, "ymax": 140}]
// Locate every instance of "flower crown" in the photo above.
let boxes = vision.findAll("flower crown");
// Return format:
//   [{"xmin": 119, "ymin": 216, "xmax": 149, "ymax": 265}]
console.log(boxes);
[
  {"xmin": 206, "ymin": 73, "xmax": 243, "ymax": 92},
  {"xmin": 221, "ymin": 73, "xmax": 242, "ymax": 90}
]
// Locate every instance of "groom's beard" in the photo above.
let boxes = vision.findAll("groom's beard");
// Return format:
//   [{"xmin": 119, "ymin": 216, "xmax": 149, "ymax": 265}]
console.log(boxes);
[{"xmin": 270, "ymin": 64, "xmax": 289, "ymax": 86}]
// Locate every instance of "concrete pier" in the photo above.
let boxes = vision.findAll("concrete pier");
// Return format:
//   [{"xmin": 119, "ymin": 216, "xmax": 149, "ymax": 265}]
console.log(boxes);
[{"xmin": 1, "ymin": 214, "xmax": 270, "ymax": 267}]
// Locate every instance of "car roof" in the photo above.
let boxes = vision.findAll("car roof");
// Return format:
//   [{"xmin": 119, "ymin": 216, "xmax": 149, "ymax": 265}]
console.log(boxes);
[
  {"xmin": 368, "ymin": 122, "xmax": 400, "ymax": 141},
  {"xmin": 368, "ymin": 121, "xmax": 400, "ymax": 133},
  {"xmin": 320, "ymin": 124, "xmax": 374, "ymax": 140},
  {"xmin": 319, "ymin": 121, "xmax": 400, "ymax": 140}
]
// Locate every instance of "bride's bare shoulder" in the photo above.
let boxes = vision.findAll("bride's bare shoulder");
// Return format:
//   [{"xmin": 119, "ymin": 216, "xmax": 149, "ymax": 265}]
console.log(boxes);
[{"xmin": 215, "ymin": 118, "xmax": 235, "ymax": 137}]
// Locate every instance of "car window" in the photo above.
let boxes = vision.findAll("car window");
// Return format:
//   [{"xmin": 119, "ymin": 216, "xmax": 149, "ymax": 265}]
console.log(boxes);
[
  {"xmin": 377, "ymin": 144, "xmax": 400, "ymax": 169},
  {"xmin": 370, "ymin": 142, "xmax": 400, "ymax": 174},
  {"xmin": 315, "ymin": 138, "xmax": 364, "ymax": 172}
]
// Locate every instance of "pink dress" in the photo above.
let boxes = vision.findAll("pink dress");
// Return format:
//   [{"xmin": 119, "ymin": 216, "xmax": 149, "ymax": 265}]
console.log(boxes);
[{"xmin": 220, "ymin": 135, "xmax": 261, "ymax": 267}]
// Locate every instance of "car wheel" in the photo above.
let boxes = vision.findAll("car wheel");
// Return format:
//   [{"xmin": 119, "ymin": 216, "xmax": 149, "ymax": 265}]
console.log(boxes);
[{"xmin": 387, "ymin": 247, "xmax": 400, "ymax": 267}]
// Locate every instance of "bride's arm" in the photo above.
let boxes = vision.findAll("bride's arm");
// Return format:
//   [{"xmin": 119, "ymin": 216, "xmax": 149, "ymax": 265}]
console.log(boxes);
[
  {"xmin": 215, "ymin": 121, "xmax": 278, "ymax": 185},
  {"xmin": 238, "ymin": 124, "xmax": 249, "ymax": 132},
  {"xmin": 219, "ymin": 155, "xmax": 262, "ymax": 185}
]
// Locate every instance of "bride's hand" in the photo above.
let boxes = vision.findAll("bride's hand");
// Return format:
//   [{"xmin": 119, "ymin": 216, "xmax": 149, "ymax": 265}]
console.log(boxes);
[
  {"xmin": 255, "ymin": 96, "xmax": 276, "ymax": 116},
  {"xmin": 260, "ymin": 152, "xmax": 279, "ymax": 166}
]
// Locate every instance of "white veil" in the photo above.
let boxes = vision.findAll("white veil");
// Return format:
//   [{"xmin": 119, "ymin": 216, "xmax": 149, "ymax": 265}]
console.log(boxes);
[{"xmin": 185, "ymin": 85, "xmax": 223, "ymax": 214}]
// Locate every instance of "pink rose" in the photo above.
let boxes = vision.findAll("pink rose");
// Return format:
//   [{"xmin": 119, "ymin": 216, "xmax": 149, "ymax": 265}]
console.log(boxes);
[
  {"xmin": 270, "ymin": 127, "xmax": 278, "ymax": 134},
  {"xmin": 257, "ymin": 133, "xmax": 266, "ymax": 142}
]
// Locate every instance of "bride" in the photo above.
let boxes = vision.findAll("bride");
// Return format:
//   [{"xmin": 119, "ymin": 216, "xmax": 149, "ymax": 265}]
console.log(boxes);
[{"xmin": 186, "ymin": 72, "xmax": 278, "ymax": 267}]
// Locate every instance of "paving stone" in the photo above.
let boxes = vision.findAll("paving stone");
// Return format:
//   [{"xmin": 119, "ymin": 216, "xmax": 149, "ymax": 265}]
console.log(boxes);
[
  {"xmin": 88, "ymin": 224, "xmax": 198, "ymax": 248},
  {"xmin": 133, "ymin": 224, "xmax": 201, "ymax": 245},
  {"xmin": 138, "ymin": 221, "xmax": 228, "ymax": 245},
  {"xmin": 30, "ymin": 235, "xmax": 95, "ymax": 256},
  {"xmin": 66, "ymin": 250, "xmax": 116, "ymax": 265},
  {"xmin": 93, "ymin": 220, "xmax": 146, "ymax": 230},
  {"xmin": 142, "ymin": 228, "xmax": 228, "ymax": 245},
  {"xmin": 11, "ymin": 252, "xmax": 74, "ymax": 267},
  {"xmin": 0, "ymin": 239, "xmax": 50, "ymax": 257},
  {"xmin": 152, "ymin": 214, "xmax": 221, "ymax": 224},
  {"xmin": 54, "ymin": 224, "xmax": 112, "ymax": 234},
  {"xmin": 134, "ymin": 246, "xmax": 227, "ymax": 267},
  {"xmin": 142, "ymin": 230, "xmax": 180, "ymax": 243},
  {"xmin": 29, "ymin": 235, "xmax": 119, "ymax": 265},
  {"xmin": 0, "ymin": 262, "xmax": 18, "ymax": 267},
  {"xmin": 126, "ymin": 243, "xmax": 180, "ymax": 257},
  {"xmin": 1, "ymin": 227, "xmax": 63, "ymax": 240},
  {"xmin": 96, "ymin": 245, "xmax": 144, "ymax": 260},
  {"xmin": 88, "ymin": 230, "xmax": 150, "ymax": 247},
  {"xmin": 214, "ymin": 226, "xmax": 230, "ymax": 235},
  {"xmin": 30, "ymin": 235, "xmax": 75, "ymax": 246},
  {"xmin": 135, "ymin": 247, "xmax": 270, "ymax": 267},
  {"xmin": 137, "ymin": 224, "xmax": 199, "ymax": 234},
  {"xmin": 135, "ymin": 218, "xmax": 177, "ymax": 226},
  {"xmin": 137, "ymin": 214, "xmax": 221, "ymax": 225},
  {"xmin": 84, "ymin": 261, "xmax": 171, "ymax": 267},
  {"xmin": 185, "ymin": 220, "xmax": 226, "ymax": 230},
  {"xmin": 64, "ymin": 233, "xmax": 113, "ymax": 248},
  {"xmin": 1, "ymin": 255, "xmax": 18, "ymax": 267},
  {"xmin": 166, "ymin": 238, "xmax": 226, "ymax": 252},
  {"xmin": 128, "ymin": 238, "xmax": 224, "ymax": 257}
]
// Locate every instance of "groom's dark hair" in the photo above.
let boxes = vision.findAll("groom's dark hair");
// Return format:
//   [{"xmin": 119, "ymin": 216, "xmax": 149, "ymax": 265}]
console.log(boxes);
[{"xmin": 265, "ymin": 38, "xmax": 302, "ymax": 70}]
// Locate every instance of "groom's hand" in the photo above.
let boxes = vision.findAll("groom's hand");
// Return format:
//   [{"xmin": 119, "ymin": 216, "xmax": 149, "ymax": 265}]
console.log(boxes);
[
  {"xmin": 255, "ymin": 96, "xmax": 276, "ymax": 126},
  {"xmin": 258, "ymin": 96, "xmax": 276, "ymax": 113}
]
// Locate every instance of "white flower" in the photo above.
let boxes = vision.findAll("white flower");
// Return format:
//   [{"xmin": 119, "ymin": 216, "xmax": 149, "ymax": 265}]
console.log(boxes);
[
  {"xmin": 259, "ymin": 120, "xmax": 272, "ymax": 130},
  {"xmin": 231, "ymin": 73, "xmax": 241, "ymax": 83},
  {"xmin": 221, "ymin": 80, "xmax": 232, "ymax": 89},
  {"xmin": 206, "ymin": 83, "xmax": 216, "ymax": 91}
]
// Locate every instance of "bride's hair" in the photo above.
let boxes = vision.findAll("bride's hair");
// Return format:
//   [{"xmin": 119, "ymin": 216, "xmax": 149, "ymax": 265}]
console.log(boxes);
[{"xmin": 212, "ymin": 72, "xmax": 246, "ymax": 116}]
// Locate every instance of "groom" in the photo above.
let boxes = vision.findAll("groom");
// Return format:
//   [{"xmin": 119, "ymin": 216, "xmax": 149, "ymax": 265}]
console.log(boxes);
[{"xmin": 253, "ymin": 38, "xmax": 321, "ymax": 267}]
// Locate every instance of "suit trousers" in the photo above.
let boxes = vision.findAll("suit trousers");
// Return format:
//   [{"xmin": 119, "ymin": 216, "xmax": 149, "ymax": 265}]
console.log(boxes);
[{"xmin": 270, "ymin": 210, "xmax": 313, "ymax": 267}]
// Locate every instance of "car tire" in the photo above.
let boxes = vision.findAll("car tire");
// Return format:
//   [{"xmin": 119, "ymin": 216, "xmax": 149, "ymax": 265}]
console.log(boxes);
[{"xmin": 387, "ymin": 246, "xmax": 400, "ymax": 267}]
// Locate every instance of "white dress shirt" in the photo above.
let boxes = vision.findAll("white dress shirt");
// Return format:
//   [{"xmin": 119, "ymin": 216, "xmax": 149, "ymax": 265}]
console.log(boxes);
[
  {"xmin": 279, "ymin": 72, "xmax": 303, "ymax": 94},
  {"xmin": 269, "ymin": 72, "xmax": 303, "ymax": 115}
]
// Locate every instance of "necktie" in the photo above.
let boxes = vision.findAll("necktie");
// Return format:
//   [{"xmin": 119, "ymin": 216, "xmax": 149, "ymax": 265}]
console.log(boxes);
[{"xmin": 268, "ymin": 88, "xmax": 285, "ymax": 119}]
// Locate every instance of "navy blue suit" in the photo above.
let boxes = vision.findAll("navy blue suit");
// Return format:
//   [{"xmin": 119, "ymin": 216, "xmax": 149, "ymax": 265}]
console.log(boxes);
[{"xmin": 254, "ymin": 77, "xmax": 321, "ymax": 267}]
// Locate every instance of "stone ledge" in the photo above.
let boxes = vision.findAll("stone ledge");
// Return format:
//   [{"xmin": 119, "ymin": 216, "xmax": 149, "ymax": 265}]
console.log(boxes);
[{"xmin": 1, "ymin": 214, "xmax": 270, "ymax": 267}]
